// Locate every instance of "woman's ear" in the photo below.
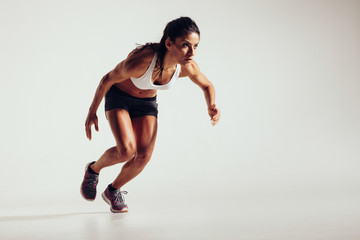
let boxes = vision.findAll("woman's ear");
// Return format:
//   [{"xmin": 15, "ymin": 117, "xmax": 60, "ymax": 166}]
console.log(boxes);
[{"xmin": 165, "ymin": 37, "xmax": 173, "ymax": 50}]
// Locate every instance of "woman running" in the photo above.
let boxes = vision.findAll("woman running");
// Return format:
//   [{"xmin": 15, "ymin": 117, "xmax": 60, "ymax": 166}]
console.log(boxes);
[{"xmin": 81, "ymin": 16, "xmax": 221, "ymax": 213}]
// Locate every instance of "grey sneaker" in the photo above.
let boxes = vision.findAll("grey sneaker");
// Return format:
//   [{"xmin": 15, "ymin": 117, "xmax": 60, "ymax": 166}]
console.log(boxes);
[
  {"xmin": 102, "ymin": 185, "xmax": 128, "ymax": 213},
  {"xmin": 80, "ymin": 161, "xmax": 99, "ymax": 201}
]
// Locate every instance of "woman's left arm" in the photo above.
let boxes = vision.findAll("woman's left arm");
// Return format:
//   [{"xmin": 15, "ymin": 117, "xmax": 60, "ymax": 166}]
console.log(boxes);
[{"xmin": 187, "ymin": 62, "xmax": 221, "ymax": 126}]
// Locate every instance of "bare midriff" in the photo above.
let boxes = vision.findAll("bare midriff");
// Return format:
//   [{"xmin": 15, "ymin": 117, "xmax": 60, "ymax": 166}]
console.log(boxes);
[{"xmin": 114, "ymin": 79, "xmax": 158, "ymax": 98}]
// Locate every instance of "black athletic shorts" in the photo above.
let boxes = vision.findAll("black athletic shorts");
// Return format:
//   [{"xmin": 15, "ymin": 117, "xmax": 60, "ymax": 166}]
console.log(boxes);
[{"xmin": 105, "ymin": 86, "xmax": 158, "ymax": 118}]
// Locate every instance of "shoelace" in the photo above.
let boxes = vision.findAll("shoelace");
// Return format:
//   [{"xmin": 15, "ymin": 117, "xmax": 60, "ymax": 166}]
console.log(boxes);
[
  {"xmin": 113, "ymin": 191, "xmax": 128, "ymax": 204},
  {"xmin": 86, "ymin": 176, "xmax": 99, "ymax": 191}
]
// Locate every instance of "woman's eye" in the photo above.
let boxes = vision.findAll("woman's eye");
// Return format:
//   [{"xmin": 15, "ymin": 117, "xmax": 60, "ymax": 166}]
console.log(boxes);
[{"xmin": 182, "ymin": 43, "xmax": 189, "ymax": 47}]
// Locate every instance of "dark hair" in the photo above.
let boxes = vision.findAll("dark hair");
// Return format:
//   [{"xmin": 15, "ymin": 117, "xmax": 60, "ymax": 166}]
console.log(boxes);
[{"xmin": 136, "ymin": 16, "xmax": 200, "ymax": 76}]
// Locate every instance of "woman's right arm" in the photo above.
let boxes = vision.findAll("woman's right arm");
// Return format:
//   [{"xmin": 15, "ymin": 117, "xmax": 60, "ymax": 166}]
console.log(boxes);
[{"xmin": 85, "ymin": 61, "xmax": 130, "ymax": 140}]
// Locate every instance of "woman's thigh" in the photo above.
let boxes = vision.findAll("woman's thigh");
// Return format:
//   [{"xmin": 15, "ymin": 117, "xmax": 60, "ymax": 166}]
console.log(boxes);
[
  {"xmin": 131, "ymin": 115, "xmax": 158, "ymax": 154},
  {"xmin": 106, "ymin": 109, "xmax": 136, "ymax": 151}
]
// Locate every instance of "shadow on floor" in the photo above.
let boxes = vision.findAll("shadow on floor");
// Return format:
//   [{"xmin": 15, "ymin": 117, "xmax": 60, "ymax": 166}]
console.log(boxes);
[{"xmin": 0, "ymin": 211, "xmax": 110, "ymax": 222}]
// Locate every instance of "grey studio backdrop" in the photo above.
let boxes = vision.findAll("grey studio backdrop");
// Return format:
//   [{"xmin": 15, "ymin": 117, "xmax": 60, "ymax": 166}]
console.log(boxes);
[{"xmin": 0, "ymin": 0, "xmax": 359, "ymax": 223}]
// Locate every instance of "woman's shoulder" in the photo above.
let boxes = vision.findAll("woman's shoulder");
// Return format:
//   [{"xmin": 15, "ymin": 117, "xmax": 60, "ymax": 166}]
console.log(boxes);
[
  {"xmin": 126, "ymin": 47, "xmax": 155, "ymax": 66},
  {"xmin": 123, "ymin": 47, "xmax": 155, "ymax": 74},
  {"xmin": 179, "ymin": 60, "xmax": 201, "ymax": 78}
]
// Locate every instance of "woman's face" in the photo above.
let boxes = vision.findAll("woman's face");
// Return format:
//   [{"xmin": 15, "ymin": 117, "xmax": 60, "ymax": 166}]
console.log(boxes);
[{"xmin": 171, "ymin": 32, "xmax": 200, "ymax": 65}]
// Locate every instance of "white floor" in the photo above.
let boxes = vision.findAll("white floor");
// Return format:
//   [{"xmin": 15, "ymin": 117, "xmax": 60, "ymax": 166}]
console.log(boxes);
[{"xmin": 1, "ymin": 193, "xmax": 360, "ymax": 240}]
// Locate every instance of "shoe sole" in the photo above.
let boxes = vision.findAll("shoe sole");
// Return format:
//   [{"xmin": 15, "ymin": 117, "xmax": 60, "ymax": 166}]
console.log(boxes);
[
  {"xmin": 80, "ymin": 162, "xmax": 96, "ymax": 202},
  {"xmin": 102, "ymin": 192, "xmax": 128, "ymax": 213}
]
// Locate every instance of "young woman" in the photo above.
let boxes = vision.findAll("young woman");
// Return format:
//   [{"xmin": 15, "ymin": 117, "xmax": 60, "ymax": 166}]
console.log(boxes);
[{"xmin": 81, "ymin": 17, "xmax": 220, "ymax": 213}]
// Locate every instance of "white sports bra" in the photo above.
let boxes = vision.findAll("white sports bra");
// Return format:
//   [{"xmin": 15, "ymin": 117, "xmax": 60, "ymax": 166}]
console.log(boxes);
[{"xmin": 130, "ymin": 53, "xmax": 181, "ymax": 90}]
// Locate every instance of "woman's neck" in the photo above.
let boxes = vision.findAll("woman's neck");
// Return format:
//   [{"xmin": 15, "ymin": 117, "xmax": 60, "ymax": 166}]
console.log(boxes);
[{"xmin": 162, "ymin": 52, "xmax": 178, "ymax": 71}]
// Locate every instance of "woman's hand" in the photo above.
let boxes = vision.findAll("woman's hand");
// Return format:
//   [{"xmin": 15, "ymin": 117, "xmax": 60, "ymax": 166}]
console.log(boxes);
[
  {"xmin": 208, "ymin": 104, "xmax": 221, "ymax": 126},
  {"xmin": 85, "ymin": 111, "xmax": 99, "ymax": 140}
]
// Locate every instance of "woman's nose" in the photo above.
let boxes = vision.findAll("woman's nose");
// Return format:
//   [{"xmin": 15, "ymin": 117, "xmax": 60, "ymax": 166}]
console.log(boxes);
[{"xmin": 188, "ymin": 47, "xmax": 195, "ymax": 56}]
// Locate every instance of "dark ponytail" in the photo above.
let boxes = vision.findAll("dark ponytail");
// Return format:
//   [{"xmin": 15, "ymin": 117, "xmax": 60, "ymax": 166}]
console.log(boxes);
[{"xmin": 136, "ymin": 16, "xmax": 200, "ymax": 76}]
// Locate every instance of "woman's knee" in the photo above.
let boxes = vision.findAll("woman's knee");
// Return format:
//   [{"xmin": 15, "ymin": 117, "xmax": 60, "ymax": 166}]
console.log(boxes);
[
  {"xmin": 133, "ymin": 151, "xmax": 152, "ymax": 168},
  {"xmin": 116, "ymin": 142, "xmax": 136, "ymax": 160}
]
